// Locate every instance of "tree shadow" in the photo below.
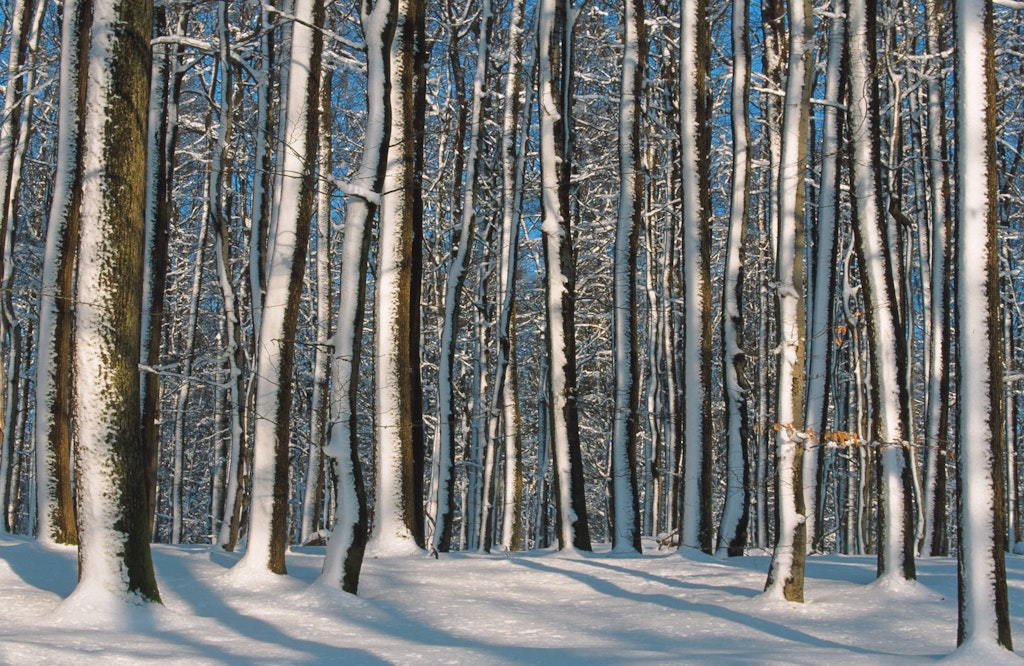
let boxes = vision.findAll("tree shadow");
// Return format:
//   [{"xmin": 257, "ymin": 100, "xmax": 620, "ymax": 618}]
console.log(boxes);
[{"xmin": 512, "ymin": 556, "xmax": 887, "ymax": 658}]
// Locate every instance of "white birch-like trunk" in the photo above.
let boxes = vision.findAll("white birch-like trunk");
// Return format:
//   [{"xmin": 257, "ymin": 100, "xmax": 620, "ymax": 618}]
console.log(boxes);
[{"xmin": 953, "ymin": 0, "xmax": 1013, "ymax": 650}]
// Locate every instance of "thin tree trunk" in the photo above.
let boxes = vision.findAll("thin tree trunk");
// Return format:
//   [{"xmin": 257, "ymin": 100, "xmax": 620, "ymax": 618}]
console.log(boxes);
[
  {"xmin": 763, "ymin": 0, "xmax": 812, "ymax": 603},
  {"xmin": 236, "ymin": 0, "xmax": 323, "ymax": 575},
  {"xmin": 142, "ymin": 8, "xmax": 185, "ymax": 537},
  {"xmin": 302, "ymin": 70, "xmax": 335, "ymax": 547},
  {"xmin": 802, "ymin": 0, "xmax": 845, "ymax": 553},
  {"xmin": 538, "ymin": 0, "xmax": 591, "ymax": 552},
  {"xmin": 370, "ymin": 0, "xmax": 422, "ymax": 555},
  {"xmin": 717, "ymin": 0, "xmax": 752, "ymax": 558},
  {"xmin": 430, "ymin": 0, "xmax": 493, "ymax": 554},
  {"xmin": 319, "ymin": 0, "xmax": 395, "ymax": 594},
  {"xmin": 921, "ymin": 0, "xmax": 952, "ymax": 559},
  {"xmin": 36, "ymin": 0, "xmax": 90, "ymax": 546},
  {"xmin": 609, "ymin": 0, "xmax": 645, "ymax": 555},
  {"xmin": 847, "ymin": 0, "xmax": 916, "ymax": 582}
]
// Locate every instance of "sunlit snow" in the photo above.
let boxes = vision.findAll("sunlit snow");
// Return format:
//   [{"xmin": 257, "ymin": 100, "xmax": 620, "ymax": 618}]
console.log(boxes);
[{"xmin": 2, "ymin": 535, "xmax": 1024, "ymax": 664}]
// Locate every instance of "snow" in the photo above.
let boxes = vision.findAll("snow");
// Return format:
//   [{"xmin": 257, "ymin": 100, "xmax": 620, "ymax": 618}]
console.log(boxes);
[{"xmin": 3, "ymin": 534, "xmax": 1024, "ymax": 663}]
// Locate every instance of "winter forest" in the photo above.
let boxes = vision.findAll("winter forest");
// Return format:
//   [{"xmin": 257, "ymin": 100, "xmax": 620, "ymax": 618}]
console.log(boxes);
[{"xmin": 1, "ymin": 0, "xmax": 1023, "ymax": 658}]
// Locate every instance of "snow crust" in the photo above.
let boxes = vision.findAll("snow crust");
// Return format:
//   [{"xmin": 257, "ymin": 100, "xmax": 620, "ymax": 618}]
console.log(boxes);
[{"xmin": 2, "ymin": 534, "xmax": 1024, "ymax": 664}]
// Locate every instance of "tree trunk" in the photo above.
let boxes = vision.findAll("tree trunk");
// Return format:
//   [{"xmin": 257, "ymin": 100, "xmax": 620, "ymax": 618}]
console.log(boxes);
[
  {"xmin": 847, "ymin": 0, "xmax": 916, "ymax": 583},
  {"xmin": 802, "ymin": 0, "xmax": 845, "ymax": 554},
  {"xmin": 430, "ymin": 0, "xmax": 493, "ymax": 554},
  {"xmin": 609, "ymin": 0, "xmax": 645, "ymax": 555},
  {"xmin": 237, "ymin": 0, "xmax": 323, "ymax": 575},
  {"xmin": 302, "ymin": 70, "xmax": 335, "ymax": 547},
  {"xmin": 920, "ymin": 0, "xmax": 952, "ymax": 559},
  {"xmin": 141, "ymin": 7, "xmax": 185, "ymax": 537},
  {"xmin": 369, "ymin": 0, "xmax": 422, "ymax": 555},
  {"xmin": 538, "ymin": 0, "xmax": 591, "ymax": 553},
  {"xmin": 319, "ymin": 0, "xmax": 396, "ymax": 594},
  {"xmin": 763, "ymin": 0, "xmax": 812, "ymax": 603},
  {"xmin": 953, "ymin": 0, "xmax": 1013, "ymax": 649},
  {"xmin": 35, "ymin": 0, "xmax": 90, "ymax": 546},
  {"xmin": 72, "ymin": 0, "xmax": 159, "ymax": 604}
]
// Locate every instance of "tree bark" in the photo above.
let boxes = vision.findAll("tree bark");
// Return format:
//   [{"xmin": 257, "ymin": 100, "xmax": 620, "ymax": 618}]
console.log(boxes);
[
  {"xmin": 538, "ymin": 0, "xmax": 591, "ymax": 552},
  {"xmin": 72, "ymin": 0, "xmax": 159, "ymax": 604},
  {"xmin": 953, "ymin": 0, "xmax": 1013, "ymax": 649}
]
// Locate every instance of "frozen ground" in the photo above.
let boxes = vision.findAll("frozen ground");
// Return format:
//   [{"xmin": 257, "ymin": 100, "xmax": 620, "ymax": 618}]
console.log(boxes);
[{"xmin": 1, "ymin": 533, "xmax": 1023, "ymax": 664}]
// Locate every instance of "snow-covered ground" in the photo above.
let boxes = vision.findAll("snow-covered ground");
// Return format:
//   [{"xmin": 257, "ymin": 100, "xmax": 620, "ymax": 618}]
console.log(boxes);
[{"xmin": 1, "ymin": 534, "xmax": 1023, "ymax": 664}]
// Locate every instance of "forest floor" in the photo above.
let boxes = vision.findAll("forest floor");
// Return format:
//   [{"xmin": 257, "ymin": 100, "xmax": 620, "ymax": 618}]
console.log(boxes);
[{"xmin": 1, "ymin": 532, "xmax": 1023, "ymax": 664}]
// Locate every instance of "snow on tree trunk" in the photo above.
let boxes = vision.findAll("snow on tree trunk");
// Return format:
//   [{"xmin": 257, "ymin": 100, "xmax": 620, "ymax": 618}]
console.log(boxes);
[
  {"xmin": 801, "ymin": 1, "xmax": 844, "ymax": 553},
  {"xmin": 953, "ymin": 0, "xmax": 1013, "ymax": 650},
  {"xmin": 369, "ymin": 0, "xmax": 422, "ymax": 556},
  {"xmin": 0, "ymin": 0, "xmax": 36, "ymax": 534},
  {"xmin": 35, "ymin": 0, "xmax": 89, "ymax": 546},
  {"xmin": 302, "ymin": 71, "xmax": 335, "ymax": 547},
  {"xmin": 319, "ymin": 0, "xmax": 395, "ymax": 593},
  {"xmin": 920, "ymin": 0, "xmax": 952, "ymax": 559},
  {"xmin": 71, "ymin": 0, "xmax": 159, "ymax": 605},
  {"xmin": 141, "ymin": 8, "xmax": 183, "ymax": 536},
  {"xmin": 610, "ymin": 0, "xmax": 645, "ymax": 555},
  {"xmin": 492, "ymin": 0, "xmax": 529, "ymax": 553},
  {"xmin": 539, "ymin": 0, "xmax": 591, "ymax": 553},
  {"xmin": 170, "ymin": 202, "xmax": 210, "ymax": 544},
  {"xmin": 763, "ymin": 0, "xmax": 813, "ymax": 603},
  {"xmin": 429, "ymin": 0, "xmax": 492, "ymax": 555},
  {"xmin": 847, "ymin": 0, "xmax": 916, "ymax": 583},
  {"xmin": 717, "ymin": 0, "xmax": 752, "ymax": 558},
  {"xmin": 210, "ymin": 1, "xmax": 247, "ymax": 549},
  {"xmin": 678, "ymin": 0, "xmax": 714, "ymax": 555},
  {"xmin": 236, "ymin": 0, "xmax": 323, "ymax": 576}
]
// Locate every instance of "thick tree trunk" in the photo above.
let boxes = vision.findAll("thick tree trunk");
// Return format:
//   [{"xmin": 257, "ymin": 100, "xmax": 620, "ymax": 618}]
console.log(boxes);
[
  {"xmin": 953, "ymin": 0, "xmax": 1013, "ymax": 650},
  {"xmin": 72, "ymin": 0, "xmax": 159, "ymax": 604}
]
